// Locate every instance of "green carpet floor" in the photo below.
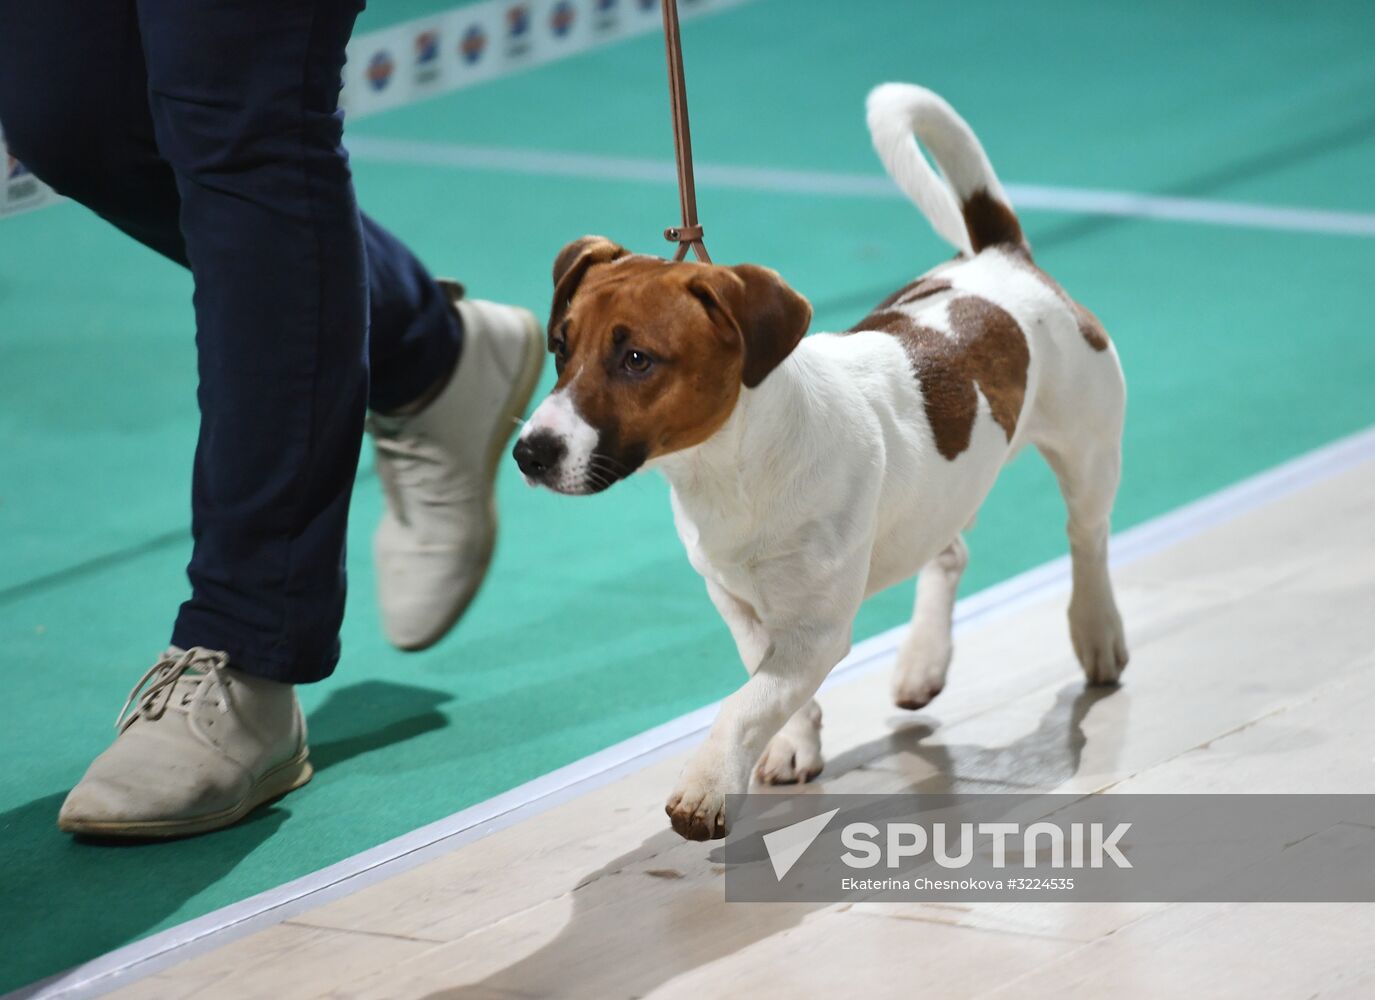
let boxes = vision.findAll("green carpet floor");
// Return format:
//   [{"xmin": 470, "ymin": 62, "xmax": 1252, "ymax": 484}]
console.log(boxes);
[{"xmin": 3, "ymin": 0, "xmax": 1374, "ymax": 991}]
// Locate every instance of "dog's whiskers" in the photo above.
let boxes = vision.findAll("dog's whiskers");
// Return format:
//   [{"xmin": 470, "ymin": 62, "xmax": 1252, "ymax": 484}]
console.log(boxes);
[{"xmin": 590, "ymin": 455, "xmax": 631, "ymax": 477}]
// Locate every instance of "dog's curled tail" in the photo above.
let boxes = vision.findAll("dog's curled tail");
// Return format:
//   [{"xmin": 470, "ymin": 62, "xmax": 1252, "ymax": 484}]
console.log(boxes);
[{"xmin": 866, "ymin": 83, "xmax": 1025, "ymax": 257}]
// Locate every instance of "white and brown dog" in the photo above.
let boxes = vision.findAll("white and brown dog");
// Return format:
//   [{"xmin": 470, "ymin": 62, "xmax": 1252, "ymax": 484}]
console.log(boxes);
[{"xmin": 514, "ymin": 83, "xmax": 1128, "ymax": 841}]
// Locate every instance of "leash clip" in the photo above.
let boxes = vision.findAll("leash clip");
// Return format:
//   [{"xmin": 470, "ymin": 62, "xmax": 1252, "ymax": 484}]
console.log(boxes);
[{"xmin": 664, "ymin": 224, "xmax": 708, "ymax": 262}]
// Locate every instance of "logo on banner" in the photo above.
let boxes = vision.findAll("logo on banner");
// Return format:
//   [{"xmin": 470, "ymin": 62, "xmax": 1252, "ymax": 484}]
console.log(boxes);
[
  {"xmin": 505, "ymin": 4, "xmax": 532, "ymax": 57},
  {"xmin": 414, "ymin": 30, "xmax": 441, "ymax": 85},
  {"xmin": 721, "ymin": 793, "xmax": 1375, "ymax": 904},
  {"xmin": 366, "ymin": 50, "xmax": 395, "ymax": 91},
  {"xmin": 637, "ymin": 0, "xmax": 656, "ymax": 10},
  {"xmin": 550, "ymin": 1, "xmax": 577, "ymax": 38},
  {"xmin": 460, "ymin": 24, "xmax": 488, "ymax": 65},
  {"xmin": 594, "ymin": 0, "xmax": 619, "ymax": 31}
]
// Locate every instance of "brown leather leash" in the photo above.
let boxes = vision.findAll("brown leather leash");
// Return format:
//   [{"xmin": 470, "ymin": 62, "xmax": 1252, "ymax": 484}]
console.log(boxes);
[{"xmin": 660, "ymin": 0, "xmax": 710, "ymax": 263}]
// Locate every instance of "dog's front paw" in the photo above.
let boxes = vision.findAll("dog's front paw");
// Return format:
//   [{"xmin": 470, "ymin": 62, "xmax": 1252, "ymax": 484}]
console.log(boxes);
[
  {"xmin": 665, "ymin": 779, "xmax": 730, "ymax": 841},
  {"xmin": 1069, "ymin": 600, "xmax": 1129, "ymax": 685}
]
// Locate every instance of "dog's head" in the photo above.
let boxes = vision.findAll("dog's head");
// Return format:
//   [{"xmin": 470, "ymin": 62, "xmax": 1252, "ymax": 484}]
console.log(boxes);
[{"xmin": 512, "ymin": 235, "xmax": 811, "ymax": 494}]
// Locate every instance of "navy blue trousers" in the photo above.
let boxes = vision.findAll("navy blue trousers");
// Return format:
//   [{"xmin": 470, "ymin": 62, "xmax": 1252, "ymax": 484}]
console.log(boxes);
[{"xmin": 0, "ymin": 0, "xmax": 463, "ymax": 682}]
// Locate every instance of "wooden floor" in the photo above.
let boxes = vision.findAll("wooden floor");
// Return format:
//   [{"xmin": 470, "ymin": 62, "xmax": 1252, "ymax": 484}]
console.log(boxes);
[{"xmin": 112, "ymin": 456, "xmax": 1375, "ymax": 1000}]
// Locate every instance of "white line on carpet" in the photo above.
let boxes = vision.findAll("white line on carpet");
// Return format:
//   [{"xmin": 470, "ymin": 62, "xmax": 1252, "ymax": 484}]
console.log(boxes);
[{"xmin": 344, "ymin": 135, "xmax": 1375, "ymax": 239}]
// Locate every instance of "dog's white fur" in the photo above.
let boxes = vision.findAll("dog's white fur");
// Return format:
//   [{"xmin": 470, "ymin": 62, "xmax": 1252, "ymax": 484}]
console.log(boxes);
[{"xmin": 524, "ymin": 84, "xmax": 1128, "ymax": 840}]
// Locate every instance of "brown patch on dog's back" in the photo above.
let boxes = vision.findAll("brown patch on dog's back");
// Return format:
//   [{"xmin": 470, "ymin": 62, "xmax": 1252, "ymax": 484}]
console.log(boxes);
[
  {"xmin": 851, "ymin": 295, "xmax": 1029, "ymax": 460},
  {"xmin": 999, "ymin": 249, "xmax": 1110, "ymax": 353},
  {"xmin": 866, "ymin": 274, "xmax": 954, "ymax": 315},
  {"xmin": 1073, "ymin": 302, "xmax": 1110, "ymax": 352},
  {"xmin": 946, "ymin": 297, "xmax": 1029, "ymax": 441},
  {"xmin": 851, "ymin": 308, "xmax": 924, "ymax": 337}
]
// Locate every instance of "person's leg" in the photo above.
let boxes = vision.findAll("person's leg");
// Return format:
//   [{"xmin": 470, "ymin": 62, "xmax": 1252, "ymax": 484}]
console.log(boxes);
[
  {"xmin": 2, "ymin": 0, "xmax": 536, "ymax": 673},
  {"xmin": 133, "ymin": 0, "xmax": 531, "ymax": 677},
  {"xmin": 4, "ymin": 0, "xmax": 538, "ymax": 839},
  {"xmin": 0, "ymin": 0, "xmax": 460, "ymax": 425},
  {"xmin": 131, "ymin": 0, "xmax": 382, "ymax": 682},
  {"xmin": 2, "ymin": 0, "xmax": 315, "ymax": 838},
  {"xmin": 360, "ymin": 216, "xmax": 463, "ymax": 414},
  {"xmin": 0, "ymin": 0, "xmax": 184, "ymax": 260}
]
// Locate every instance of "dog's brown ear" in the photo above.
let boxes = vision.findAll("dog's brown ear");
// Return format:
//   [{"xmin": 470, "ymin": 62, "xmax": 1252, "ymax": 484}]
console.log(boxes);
[
  {"xmin": 688, "ymin": 264, "xmax": 812, "ymax": 388},
  {"xmin": 549, "ymin": 236, "xmax": 627, "ymax": 341}
]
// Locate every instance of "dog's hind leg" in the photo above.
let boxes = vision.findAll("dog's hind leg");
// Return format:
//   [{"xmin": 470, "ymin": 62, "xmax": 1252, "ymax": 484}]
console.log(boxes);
[
  {"xmin": 1038, "ymin": 438, "xmax": 1129, "ymax": 685},
  {"xmin": 893, "ymin": 535, "xmax": 968, "ymax": 709},
  {"xmin": 706, "ymin": 581, "xmax": 824, "ymax": 785}
]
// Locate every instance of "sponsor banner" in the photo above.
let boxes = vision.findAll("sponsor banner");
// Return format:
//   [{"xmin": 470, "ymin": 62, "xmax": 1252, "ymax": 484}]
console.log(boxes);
[
  {"xmin": 724, "ymin": 793, "xmax": 1375, "ymax": 902},
  {"xmin": 340, "ymin": 0, "xmax": 752, "ymax": 120},
  {"xmin": 1, "ymin": 0, "xmax": 753, "ymax": 221},
  {"xmin": 0, "ymin": 124, "xmax": 61, "ymax": 219}
]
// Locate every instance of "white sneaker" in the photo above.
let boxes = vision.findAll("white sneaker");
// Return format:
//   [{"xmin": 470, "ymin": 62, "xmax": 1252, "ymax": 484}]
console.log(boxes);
[
  {"xmin": 58, "ymin": 647, "xmax": 312, "ymax": 838},
  {"xmin": 368, "ymin": 281, "xmax": 544, "ymax": 650}
]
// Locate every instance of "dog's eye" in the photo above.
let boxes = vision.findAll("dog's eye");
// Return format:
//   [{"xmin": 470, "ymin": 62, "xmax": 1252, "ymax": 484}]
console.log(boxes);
[
  {"xmin": 623, "ymin": 350, "xmax": 654, "ymax": 375},
  {"xmin": 551, "ymin": 335, "xmax": 568, "ymax": 359}
]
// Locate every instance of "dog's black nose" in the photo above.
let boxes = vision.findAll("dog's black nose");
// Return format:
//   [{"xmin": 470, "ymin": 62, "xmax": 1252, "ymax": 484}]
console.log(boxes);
[{"xmin": 513, "ymin": 432, "xmax": 566, "ymax": 478}]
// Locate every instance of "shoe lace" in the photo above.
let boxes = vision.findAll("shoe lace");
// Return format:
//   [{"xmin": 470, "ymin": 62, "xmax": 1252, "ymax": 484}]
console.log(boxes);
[{"xmin": 114, "ymin": 647, "xmax": 233, "ymax": 732}]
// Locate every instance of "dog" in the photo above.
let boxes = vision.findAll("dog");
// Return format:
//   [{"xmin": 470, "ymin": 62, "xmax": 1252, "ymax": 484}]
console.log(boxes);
[{"xmin": 513, "ymin": 83, "xmax": 1128, "ymax": 841}]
